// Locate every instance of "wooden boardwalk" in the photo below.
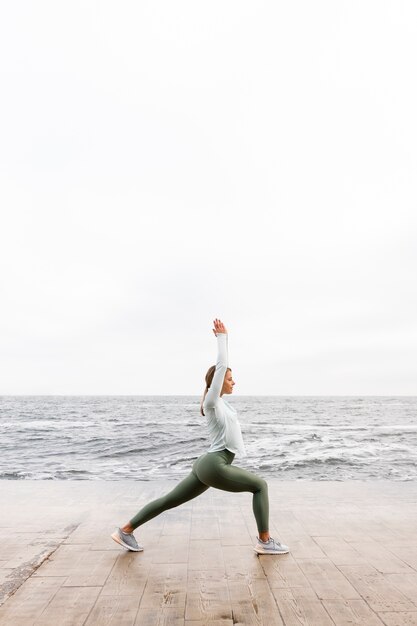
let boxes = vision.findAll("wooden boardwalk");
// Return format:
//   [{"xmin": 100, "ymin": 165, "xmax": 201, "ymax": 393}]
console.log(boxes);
[{"xmin": 1, "ymin": 479, "xmax": 417, "ymax": 625}]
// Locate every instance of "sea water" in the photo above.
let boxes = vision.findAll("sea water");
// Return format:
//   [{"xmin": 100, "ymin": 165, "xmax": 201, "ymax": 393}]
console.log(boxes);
[{"xmin": 1, "ymin": 396, "xmax": 416, "ymax": 481}]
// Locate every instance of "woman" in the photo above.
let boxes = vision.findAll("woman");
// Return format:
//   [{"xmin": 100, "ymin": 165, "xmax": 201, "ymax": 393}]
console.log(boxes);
[{"xmin": 111, "ymin": 318, "xmax": 289, "ymax": 555}]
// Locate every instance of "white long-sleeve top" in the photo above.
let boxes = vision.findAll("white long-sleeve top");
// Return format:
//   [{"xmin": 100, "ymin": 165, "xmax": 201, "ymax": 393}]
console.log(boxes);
[{"xmin": 203, "ymin": 333, "xmax": 247, "ymax": 457}]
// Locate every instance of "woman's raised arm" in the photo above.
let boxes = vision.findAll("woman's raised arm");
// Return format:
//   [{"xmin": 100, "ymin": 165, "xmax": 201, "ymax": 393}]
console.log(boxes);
[{"xmin": 204, "ymin": 319, "xmax": 229, "ymax": 409}]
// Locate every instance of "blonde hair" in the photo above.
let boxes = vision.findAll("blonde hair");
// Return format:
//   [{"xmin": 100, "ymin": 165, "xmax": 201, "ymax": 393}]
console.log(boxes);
[{"xmin": 200, "ymin": 365, "xmax": 232, "ymax": 416}]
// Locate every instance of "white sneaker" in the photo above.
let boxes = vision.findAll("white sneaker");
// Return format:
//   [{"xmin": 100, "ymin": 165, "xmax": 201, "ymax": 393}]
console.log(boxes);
[
  {"xmin": 111, "ymin": 527, "xmax": 143, "ymax": 552},
  {"xmin": 254, "ymin": 536, "xmax": 289, "ymax": 555}
]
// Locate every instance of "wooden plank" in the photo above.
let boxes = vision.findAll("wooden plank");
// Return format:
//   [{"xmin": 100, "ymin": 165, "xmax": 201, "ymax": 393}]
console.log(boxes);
[
  {"xmin": 222, "ymin": 545, "xmax": 266, "ymax": 581},
  {"xmin": 384, "ymin": 546, "xmax": 417, "ymax": 570},
  {"xmin": 286, "ymin": 536, "xmax": 327, "ymax": 559},
  {"xmin": 312, "ymin": 536, "xmax": 366, "ymax": 565},
  {"xmin": 339, "ymin": 564, "xmax": 416, "ymax": 612},
  {"xmin": 161, "ymin": 508, "xmax": 192, "ymax": 537},
  {"xmin": 384, "ymin": 539, "xmax": 417, "ymax": 549},
  {"xmin": 185, "ymin": 569, "xmax": 231, "ymax": 622},
  {"xmin": 219, "ymin": 523, "xmax": 251, "ymax": 546},
  {"xmin": 347, "ymin": 539, "xmax": 414, "ymax": 574},
  {"xmin": 0, "ymin": 538, "xmax": 69, "ymax": 607},
  {"xmin": 63, "ymin": 551, "xmax": 117, "ymax": 587},
  {"xmin": 0, "ymin": 576, "xmax": 66, "ymax": 624},
  {"xmin": 101, "ymin": 553, "xmax": 150, "ymax": 597},
  {"xmin": 188, "ymin": 540, "xmax": 225, "ymax": 571},
  {"xmin": 227, "ymin": 577, "xmax": 284, "ymax": 626},
  {"xmin": 185, "ymin": 621, "xmax": 233, "ymax": 626},
  {"xmin": 32, "ymin": 544, "xmax": 87, "ymax": 577},
  {"xmin": 139, "ymin": 563, "xmax": 187, "ymax": 610},
  {"xmin": 322, "ymin": 598, "xmax": 385, "ymax": 625},
  {"xmin": 33, "ymin": 585, "xmax": 101, "ymax": 625},
  {"xmin": 384, "ymin": 573, "xmax": 417, "ymax": 606},
  {"xmin": 0, "ymin": 568, "xmax": 14, "ymax": 586},
  {"xmin": 85, "ymin": 594, "xmax": 141, "ymax": 626},
  {"xmin": 32, "ymin": 544, "xmax": 116, "ymax": 587},
  {"xmin": 378, "ymin": 613, "xmax": 417, "ymax": 625},
  {"xmin": 147, "ymin": 535, "xmax": 190, "ymax": 565},
  {"xmin": 272, "ymin": 587, "xmax": 334, "ymax": 626},
  {"xmin": 259, "ymin": 554, "xmax": 311, "ymax": 588},
  {"xmin": 297, "ymin": 558, "xmax": 361, "ymax": 600},
  {"xmin": 266, "ymin": 510, "xmax": 308, "ymax": 538},
  {"xmin": 135, "ymin": 606, "xmax": 185, "ymax": 625},
  {"xmin": 190, "ymin": 516, "xmax": 220, "ymax": 542},
  {"xmin": 291, "ymin": 507, "xmax": 339, "ymax": 536},
  {"xmin": 64, "ymin": 523, "xmax": 121, "ymax": 547},
  {"xmin": 2, "ymin": 540, "xmax": 63, "ymax": 570},
  {"xmin": 1, "ymin": 544, "xmax": 41, "ymax": 568}
]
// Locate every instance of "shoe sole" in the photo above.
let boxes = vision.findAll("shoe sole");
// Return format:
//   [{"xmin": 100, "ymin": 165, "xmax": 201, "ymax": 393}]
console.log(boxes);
[
  {"xmin": 111, "ymin": 532, "xmax": 143, "ymax": 552},
  {"xmin": 253, "ymin": 547, "xmax": 289, "ymax": 555}
]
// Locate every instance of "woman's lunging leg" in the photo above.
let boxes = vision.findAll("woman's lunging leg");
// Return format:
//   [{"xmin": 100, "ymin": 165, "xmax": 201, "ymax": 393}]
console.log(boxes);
[
  {"xmin": 127, "ymin": 471, "xmax": 209, "ymax": 531},
  {"xmin": 194, "ymin": 456, "xmax": 269, "ymax": 534},
  {"xmin": 219, "ymin": 465, "xmax": 269, "ymax": 533}
]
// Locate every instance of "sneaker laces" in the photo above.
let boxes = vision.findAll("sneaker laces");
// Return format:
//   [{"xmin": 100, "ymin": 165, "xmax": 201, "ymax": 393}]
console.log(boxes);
[{"xmin": 270, "ymin": 537, "xmax": 282, "ymax": 547}]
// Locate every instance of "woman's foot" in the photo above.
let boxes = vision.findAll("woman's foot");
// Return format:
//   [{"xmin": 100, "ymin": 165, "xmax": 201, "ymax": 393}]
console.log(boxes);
[
  {"xmin": 254, "ymin": 536, "xmax": 289, "ymax": 555},
  {"xmin": 111, "ymin": 527, "xmax": 143, "ymax": 552}
]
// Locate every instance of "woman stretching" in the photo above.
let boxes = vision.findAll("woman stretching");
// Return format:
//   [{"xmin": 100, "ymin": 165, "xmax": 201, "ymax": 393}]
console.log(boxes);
[{"xmin": 111, "ymin": 318, "xmax": 289, "ymax": 555}]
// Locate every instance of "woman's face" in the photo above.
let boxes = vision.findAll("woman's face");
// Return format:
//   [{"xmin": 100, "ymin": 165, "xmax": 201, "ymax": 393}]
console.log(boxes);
[{"xmin": 221, "ymin": 370, "xmax": 235, "ymax": 396}]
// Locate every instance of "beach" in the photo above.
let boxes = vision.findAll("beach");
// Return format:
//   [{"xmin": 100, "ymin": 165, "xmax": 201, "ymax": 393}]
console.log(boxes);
[{"xmin": 1, "ymin": 479, "xmax": 417, "ymax": 625}]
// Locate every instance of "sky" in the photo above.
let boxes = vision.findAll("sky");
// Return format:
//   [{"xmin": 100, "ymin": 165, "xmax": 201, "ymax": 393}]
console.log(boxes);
[{"xmin": 1, "ymin": 1, "xmax": 416, "ymax": 395}]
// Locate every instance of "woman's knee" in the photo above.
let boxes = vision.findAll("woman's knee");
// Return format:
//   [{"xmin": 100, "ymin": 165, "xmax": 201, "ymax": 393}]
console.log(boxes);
[{"xmin": 256, "ymin": 477, "xmax": 268, "ymax": 492}]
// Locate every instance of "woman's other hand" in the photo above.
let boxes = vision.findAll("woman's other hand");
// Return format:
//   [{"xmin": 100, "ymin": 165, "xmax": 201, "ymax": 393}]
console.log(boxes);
[{"xmin": 212, "ymin": 318, "xmax": 228, "ymax": 336}]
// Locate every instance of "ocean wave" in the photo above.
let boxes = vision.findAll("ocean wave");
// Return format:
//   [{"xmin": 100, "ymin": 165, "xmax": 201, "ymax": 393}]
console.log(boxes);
[
  {"xmin": 281, "ymin": 456, "xmax": 361, "ymax": 469},
  {"xmin": 0, "ymin": 471, "xmax": 28, "ymax": 479},
  {"xmin": 1, "ymin": 395, "xmax": 416, "ymax": 481}
]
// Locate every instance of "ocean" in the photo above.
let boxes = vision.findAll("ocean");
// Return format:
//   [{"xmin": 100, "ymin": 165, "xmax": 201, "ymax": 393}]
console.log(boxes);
[{"xmin": 1, "ymin": 396, "xmax": 416, "ymax": 481}]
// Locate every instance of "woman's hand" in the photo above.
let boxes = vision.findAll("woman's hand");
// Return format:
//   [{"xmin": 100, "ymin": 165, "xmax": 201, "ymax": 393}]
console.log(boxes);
[{"xmin": 212, "ymin": 318, "xmax": 228, "ymax": 336}]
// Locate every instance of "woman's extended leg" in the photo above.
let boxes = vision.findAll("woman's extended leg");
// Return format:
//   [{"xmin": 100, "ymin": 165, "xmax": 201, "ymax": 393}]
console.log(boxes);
[{"xmin": 126, "ymin": 470, "xmax": 209, "ymax": 531}]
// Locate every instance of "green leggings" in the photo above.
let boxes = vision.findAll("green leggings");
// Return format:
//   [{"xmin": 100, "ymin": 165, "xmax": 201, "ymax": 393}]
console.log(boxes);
[{"xmin": 129, "ymin": 449, "xmax": 269, "ymax": 533}]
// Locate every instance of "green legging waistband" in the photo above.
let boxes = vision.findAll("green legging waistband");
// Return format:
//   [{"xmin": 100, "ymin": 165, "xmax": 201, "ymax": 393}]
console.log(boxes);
[{"xmin": 129, "ymin": 448, "xmax": 269, "ymax": 534}]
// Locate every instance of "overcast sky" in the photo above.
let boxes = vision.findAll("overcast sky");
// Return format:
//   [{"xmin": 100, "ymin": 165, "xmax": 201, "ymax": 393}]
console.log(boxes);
[{"xmin": 1, "ymin": 1, "xmax": 416, "ymax": 395}]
